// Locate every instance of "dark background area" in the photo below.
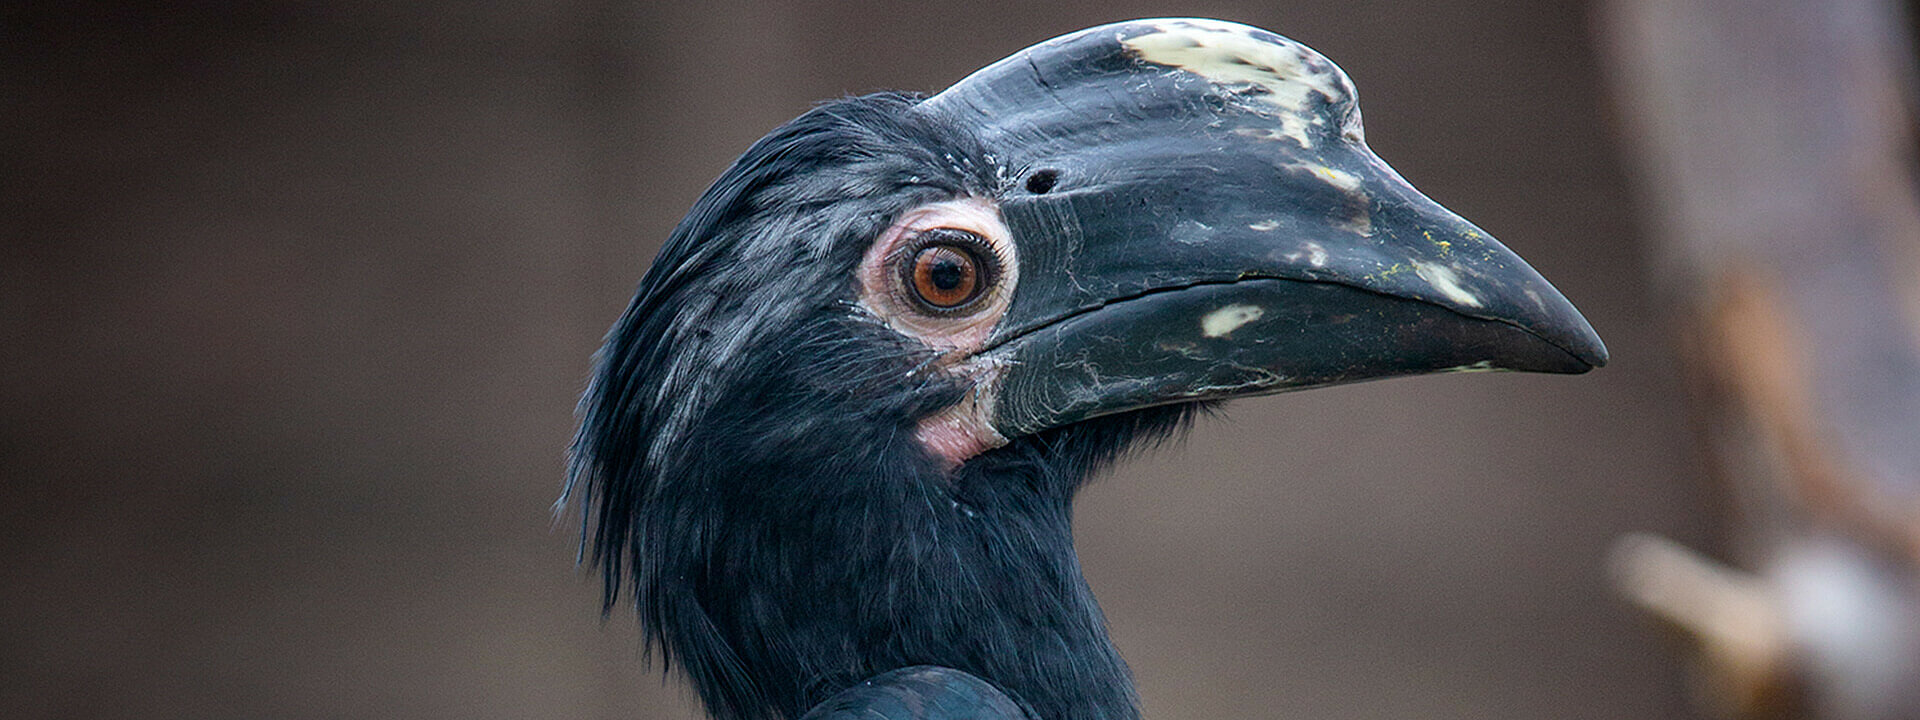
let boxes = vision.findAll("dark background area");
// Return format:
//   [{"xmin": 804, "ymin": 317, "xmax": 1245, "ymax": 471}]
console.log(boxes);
[{"xmin": 4, "ymin": 2, "xmax": 1711, "ymax": 718}]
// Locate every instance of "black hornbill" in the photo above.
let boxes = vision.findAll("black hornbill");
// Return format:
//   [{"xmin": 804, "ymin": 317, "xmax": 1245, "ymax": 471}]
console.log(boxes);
[{"xmin": 569, "ymin": 18, "xmax": 1606, "ymax": 720}]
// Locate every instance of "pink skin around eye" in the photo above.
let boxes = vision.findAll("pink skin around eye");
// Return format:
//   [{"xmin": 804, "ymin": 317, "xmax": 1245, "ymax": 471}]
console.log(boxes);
[
  {"xmin": 856, "ymin": 198, "xmax": 1017, "ymax": 352},
  {"xmin": 855, "ymin": 198, "xmax": 1018, "ymax": 468}
]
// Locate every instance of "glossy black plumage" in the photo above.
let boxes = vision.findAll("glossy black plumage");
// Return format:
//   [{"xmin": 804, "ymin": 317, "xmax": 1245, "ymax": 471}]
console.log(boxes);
[
  {"xmin": 798, "ymin": 667, "xmax": 1033, "ymax": 720},
  {"xmin": 569, "ymin": 92, "xmax": 1186, "ymax": 720}
]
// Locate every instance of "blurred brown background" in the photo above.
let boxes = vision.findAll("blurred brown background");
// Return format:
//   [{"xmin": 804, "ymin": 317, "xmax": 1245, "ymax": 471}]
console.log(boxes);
[{"xmin": 4, "ymin": 2, "xmax": 1712, "ymax": 718}]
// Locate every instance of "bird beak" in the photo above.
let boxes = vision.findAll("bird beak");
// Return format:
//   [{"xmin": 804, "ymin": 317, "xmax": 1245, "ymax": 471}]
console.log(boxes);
[{"xmin": 915, "ymin": 18, "xmax": 1607, "ymax": 438}]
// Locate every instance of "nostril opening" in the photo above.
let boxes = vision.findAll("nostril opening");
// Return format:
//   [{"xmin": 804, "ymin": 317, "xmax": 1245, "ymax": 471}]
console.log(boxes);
[{"xmin": 1025, "ymin": 169, "xmax": 1060, "ymax": 195}]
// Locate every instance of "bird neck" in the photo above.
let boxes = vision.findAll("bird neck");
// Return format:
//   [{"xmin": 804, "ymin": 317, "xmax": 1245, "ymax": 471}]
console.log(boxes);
[{"xmin": 671, "ymin": 460, "xmax": 1138, "ymax": 720}]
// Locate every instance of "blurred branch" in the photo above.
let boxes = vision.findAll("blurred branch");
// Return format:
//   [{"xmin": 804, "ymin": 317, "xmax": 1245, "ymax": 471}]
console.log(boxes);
[
  {"xmin": 1612, "ymin": 533, "xmax": 1794, "ymax": 717},
  {"xmin": 1597, "ymin": 0, "xmax": 1920, "ymax": 718}
]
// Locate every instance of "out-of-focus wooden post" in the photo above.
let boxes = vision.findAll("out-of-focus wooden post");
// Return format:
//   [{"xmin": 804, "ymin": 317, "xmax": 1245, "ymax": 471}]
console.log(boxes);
[{"xmin": 1597, "ymin": 1, "xmax": 1920, "ymax": 718}]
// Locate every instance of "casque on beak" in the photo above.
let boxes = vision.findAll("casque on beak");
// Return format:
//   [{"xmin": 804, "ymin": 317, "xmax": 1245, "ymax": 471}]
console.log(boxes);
[{"xmin": 909, "ymin": 18, "xmax": 1605, "ymax": 437}]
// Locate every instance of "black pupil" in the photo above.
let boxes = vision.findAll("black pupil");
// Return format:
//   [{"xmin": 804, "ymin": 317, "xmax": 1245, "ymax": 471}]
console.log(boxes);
[{"xmin": 928, "ymin": 252, "xmax": 967, "ymax": 290}]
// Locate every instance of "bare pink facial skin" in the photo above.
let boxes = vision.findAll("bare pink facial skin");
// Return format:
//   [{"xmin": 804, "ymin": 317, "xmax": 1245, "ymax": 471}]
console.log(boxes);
[
  {"xmin": 910, "ymin": 360, "xmax": 1009, "ymax": 469},
  {"xmin": 855, "ymin": 198, "xmax": 1018, "ymax": 469}
]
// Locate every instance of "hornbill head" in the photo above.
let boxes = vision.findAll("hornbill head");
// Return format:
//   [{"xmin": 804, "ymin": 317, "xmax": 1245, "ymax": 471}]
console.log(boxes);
[{"xmin": 570, "ymin": 18, "xmax": 1604, "ymax": 720}]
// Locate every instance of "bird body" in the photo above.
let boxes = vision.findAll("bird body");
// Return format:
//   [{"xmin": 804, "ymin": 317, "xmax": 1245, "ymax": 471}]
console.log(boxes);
[{"xmin": 569, "ymin": 18, "xmax": 1605, "ymax": 720}]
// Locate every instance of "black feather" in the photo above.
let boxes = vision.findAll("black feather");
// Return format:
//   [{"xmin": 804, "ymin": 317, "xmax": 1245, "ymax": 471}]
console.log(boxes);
[
  {"xmin": 567, "ymin": 92, "xmax": 1202, "ymax": 720},
  {"xmin": 798, "ymin": 666, "xmax": 1033, "ymax": 720}
]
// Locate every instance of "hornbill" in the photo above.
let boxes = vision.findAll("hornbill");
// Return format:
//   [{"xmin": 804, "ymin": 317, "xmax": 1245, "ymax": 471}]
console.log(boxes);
[{"xmin": 569, "ymin": 18, "xmax": 1606, "ymax": 720}]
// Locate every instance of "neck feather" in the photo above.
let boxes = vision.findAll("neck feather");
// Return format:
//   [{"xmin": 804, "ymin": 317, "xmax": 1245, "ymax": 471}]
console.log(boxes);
[
  {"xmin": 656, "ymin": 452, "xmax": 1139, "ymax": 720},
  {"xmin": 609, "ymin": 398, "xmax": 1200, "ymax": 720}
]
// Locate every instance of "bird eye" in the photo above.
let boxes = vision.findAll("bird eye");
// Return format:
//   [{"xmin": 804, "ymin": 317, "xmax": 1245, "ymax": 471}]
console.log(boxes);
[{"xmin": 902, "ymin": 229, "xmax": 997, "ymax": 313}]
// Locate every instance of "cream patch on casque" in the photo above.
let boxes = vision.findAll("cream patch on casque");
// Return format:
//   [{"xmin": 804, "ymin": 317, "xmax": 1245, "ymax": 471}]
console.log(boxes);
[
  {"xmin": 1413, "ymin": 261, "xmax": 1484, "ymax": 308},
  {"xmin": 1444, "ymin": 360, "xmax": 1498, "ymax": 374},
  {"xmin": 1233, "ymin": 128, "xmax": 1291, "ymax": 143},
  {"xmin": 1336, "ymin": 209, "xmax": 1373, "ymax": 237},
  {"xmin": 1312, "ymin": 165, "xmax": 1362, "ymax": 193},
  {"xmin": 1170, "ymin": 219, "xmax": 1214, "ymax": 244},
  {"xmin": 1303, "ymin": 242, "xmax": 1329, "ymax": 267},
  {"xmin": 1122, "ymin": 19, "xmax": 1352, "ymax": 149},
  {"xmin": 1200, "ymin": 303, "xmax": 1265, "ymax": 338},
  {"xmin": 1281, "ymin": 163, "xmax": 1370, "ymax": 235}
]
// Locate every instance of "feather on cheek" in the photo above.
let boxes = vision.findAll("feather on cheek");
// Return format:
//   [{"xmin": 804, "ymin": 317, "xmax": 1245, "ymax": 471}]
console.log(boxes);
[{"xmin": 856, "ymin": 198, "xmax": 1017, "ymax": 466}]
